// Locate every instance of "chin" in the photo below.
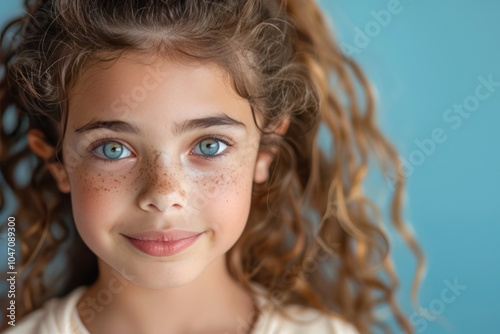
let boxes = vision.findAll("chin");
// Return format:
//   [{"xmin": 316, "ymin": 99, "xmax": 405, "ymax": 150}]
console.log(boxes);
[{"xmin": 113, "ymin": 259, "xmax": 209, "ymax": 290}]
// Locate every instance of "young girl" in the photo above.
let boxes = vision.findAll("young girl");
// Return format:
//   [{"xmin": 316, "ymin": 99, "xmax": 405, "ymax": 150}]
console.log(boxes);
[{"xmin": 0, "ymin": 0, "xmax": 424, "ymax": 333}]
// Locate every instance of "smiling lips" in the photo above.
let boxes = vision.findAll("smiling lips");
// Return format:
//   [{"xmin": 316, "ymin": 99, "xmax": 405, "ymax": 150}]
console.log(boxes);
[{"xmin": 123, "ymin": 230, "xmax": 203, "ymax": 257}]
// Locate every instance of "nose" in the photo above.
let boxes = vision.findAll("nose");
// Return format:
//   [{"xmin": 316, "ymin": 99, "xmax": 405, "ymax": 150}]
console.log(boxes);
[{"xmin": 136, "ymin": 151, "xmax": 187, "ymax": 212}]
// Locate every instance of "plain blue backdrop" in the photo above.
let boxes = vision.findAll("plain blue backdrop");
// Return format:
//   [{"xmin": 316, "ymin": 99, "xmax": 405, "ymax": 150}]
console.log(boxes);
[{"xmin": 1, "ymin": 1, "xmax": 498, "ymax": 333}]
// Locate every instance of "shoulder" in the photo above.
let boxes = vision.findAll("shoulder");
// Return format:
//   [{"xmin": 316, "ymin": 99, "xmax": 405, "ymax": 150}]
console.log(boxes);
[
  {"xmin": 250, "ymin": 283, "xmax": 359, "ymax": 334},
  {"xmin": 2, "ymin": 287, "xmax": 87, "ymax": 334},
  {"xmin": 253, "ymin": 303, "xmax": 359, "ymax": 334}
]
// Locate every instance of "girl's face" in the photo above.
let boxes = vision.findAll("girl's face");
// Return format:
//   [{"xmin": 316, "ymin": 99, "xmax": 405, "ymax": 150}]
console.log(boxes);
[{"xmin": 59, "ymin": 54, "xmax": 269, "ymax": 288}]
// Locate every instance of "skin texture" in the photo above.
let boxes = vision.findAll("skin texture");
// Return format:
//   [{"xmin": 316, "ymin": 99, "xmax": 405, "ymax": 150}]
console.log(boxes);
[{"xmin": 27, "ymin": 54, "xmax": 281, "ymax": 333}]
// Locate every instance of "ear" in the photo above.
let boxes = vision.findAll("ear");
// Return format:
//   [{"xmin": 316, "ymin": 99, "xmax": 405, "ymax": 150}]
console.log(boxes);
[
  {"xmin": 27, "ymin": 129, "xmax": 71, "ymax": 193},
  {"xmin": 253, "ymin": 118, "xmax": 290, "ymax": 184}
]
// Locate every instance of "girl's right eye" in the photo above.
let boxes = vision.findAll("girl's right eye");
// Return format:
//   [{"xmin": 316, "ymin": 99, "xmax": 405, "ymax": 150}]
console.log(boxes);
[{"xmin": 92, "ymin": 141, "xmax": 132, "ymax": 161}]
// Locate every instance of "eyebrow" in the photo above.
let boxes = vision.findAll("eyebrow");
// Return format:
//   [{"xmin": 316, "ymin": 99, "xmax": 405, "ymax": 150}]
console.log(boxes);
[
  {"xmin": 172, "ymin": 114, "xmax": 246, "ymax": 135},
  {"xmin": 75, "ymin": 120, "xmax": 141, "ymax": 135},
  {"xmin": 73, "ymin": 114, "xmax": 246, "ymax": 136}
]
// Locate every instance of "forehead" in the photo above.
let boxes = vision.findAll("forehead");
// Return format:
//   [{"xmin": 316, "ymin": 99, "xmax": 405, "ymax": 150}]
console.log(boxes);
[{"xmin": 66, "ymin": 53, "xmax": 254, "ymax": 132}]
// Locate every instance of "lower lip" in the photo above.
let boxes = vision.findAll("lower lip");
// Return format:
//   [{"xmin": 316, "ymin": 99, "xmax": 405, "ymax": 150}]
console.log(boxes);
[{"xmin": 124, "ymin": 233, "xmax": 203, "ymax": 257}]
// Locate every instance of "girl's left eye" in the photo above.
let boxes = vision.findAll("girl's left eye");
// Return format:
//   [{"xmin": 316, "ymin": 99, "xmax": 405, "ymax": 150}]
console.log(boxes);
[
  {"xmin": 192, "ymin": 138, "xmax": 228, "ymax": 157},
  {"xmin": 93, "ymin": 141, "xmax": 132, "ymax": 160}
]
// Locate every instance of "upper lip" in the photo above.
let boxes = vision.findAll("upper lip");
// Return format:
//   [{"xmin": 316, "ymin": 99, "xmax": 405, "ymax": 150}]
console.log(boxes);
[{"xmin": 122, "ymin": 230, "xmax": 203, "ymax": 242}]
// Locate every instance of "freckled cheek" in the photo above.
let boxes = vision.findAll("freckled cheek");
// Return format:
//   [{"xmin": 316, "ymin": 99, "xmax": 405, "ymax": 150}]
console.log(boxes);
[
  {"xmin": 67, "ymin": 165, "xmax": 136, "ymax": 227},
  {"xmin": 190, "ymin": 167, "xmax": 253, "ymax": 235},
  {"xmin": 193, "ymin": 163, "xmax": 252, "ymax": 201}
]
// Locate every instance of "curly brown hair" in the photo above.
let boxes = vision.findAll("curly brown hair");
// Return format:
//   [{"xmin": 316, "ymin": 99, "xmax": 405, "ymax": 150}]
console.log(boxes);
[{"xmin": 0, "ymin": 0, "xmax": 424, "ymax": 332}]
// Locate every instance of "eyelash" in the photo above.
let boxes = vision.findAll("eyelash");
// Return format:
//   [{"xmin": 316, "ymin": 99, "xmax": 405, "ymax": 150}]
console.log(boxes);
[
  {"xmin": 191, "ymin": 134, "xmax": 234, "ymax": 161},
  {"xmin": 88, "ymin": 136, "xmax": 131, "ymax": 164},
  {"xmin": 87, "ymin": 135, "xmax": 234, "ymax": 163}
]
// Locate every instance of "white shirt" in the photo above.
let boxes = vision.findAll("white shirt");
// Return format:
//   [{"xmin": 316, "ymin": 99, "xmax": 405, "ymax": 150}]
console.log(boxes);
[{"xmin": 3, "ymin": 286, "xmax": 359, "ymax": 334}]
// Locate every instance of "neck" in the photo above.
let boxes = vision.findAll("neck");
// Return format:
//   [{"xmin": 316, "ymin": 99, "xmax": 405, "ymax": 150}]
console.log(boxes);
[{"xmin": 77, "ymin": 257, "xmax": 257, "ymax": 334}]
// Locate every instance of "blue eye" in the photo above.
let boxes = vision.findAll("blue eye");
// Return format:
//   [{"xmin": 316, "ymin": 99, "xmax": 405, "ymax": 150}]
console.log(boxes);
[
  {"xmin": 193, "ymin": 138, "xmax": 228, "ymax": 156},
  {"xmin": 94, "ymin": 141, "xmax": 132, "ymax": 160}
]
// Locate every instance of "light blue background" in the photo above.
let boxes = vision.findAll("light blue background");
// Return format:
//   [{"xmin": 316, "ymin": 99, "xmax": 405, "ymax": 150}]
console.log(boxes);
[
  {"xmin": 318, "ymin": 0, "xmax": 500, "ymax": 333},
  {"xmin": 1, "ymin": 1, "xmax": 498, "ymax": 333}
]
